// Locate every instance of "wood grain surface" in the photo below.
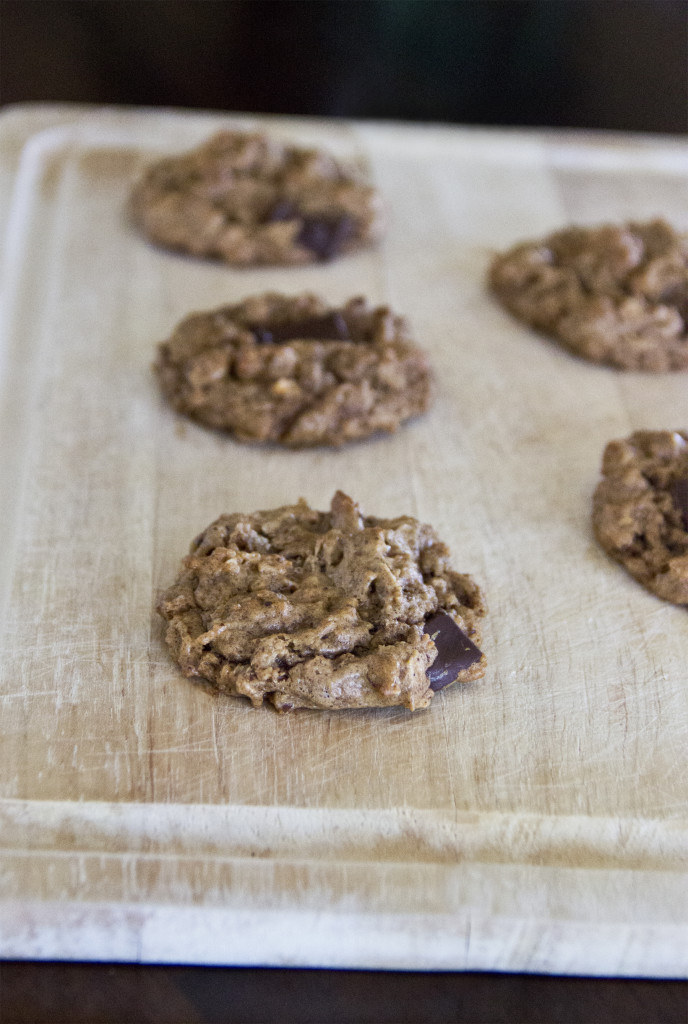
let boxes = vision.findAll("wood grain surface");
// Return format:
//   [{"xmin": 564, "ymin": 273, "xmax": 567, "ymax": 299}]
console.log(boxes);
[{"xmin": 0, "ymin": 106, "xmax": 687, "ymax": 975}]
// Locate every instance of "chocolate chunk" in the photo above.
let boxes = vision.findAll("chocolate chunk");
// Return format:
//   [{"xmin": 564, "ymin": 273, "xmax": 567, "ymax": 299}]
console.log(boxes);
[
  {"xmin": 253, "ymin": 326, "xmax": 277, "ymax": 344},
  {"xmin": 253, "ymin": 311, "xmax": 351, "ymax": 345},
  {"xmin": 297, "ymin": 215, "xmax": 355, "ymax": 260},
  {"xmin": 669, "ymin": 477, "xmax": 688, "ymax": 530},
  {"xmin": 423, "ymin": 611, "xmax": 482, "ymax": 691},
  {"xmin": 266, "ymin": 200, "xmax": 299, "ymax": 223},
  {"xmin": 266, "ymin": 203, "xmax": 356, "ymax": 260}
]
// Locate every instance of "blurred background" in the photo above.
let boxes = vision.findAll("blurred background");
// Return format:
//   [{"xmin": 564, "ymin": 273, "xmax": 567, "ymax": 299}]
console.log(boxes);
[{"xmin": 1, "ymin": 0, "xmax": 687, "ymax": 133}]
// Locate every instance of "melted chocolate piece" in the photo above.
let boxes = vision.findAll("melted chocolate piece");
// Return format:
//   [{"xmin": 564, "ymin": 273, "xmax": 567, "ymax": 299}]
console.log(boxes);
[
  {"xmin": 266, "ymin": 200, "xmax": 298, "ymax": 223},
  {"xmin": 252, "ymin": 311, "xmax": 350, "ymax": 345},
  {"xmin": 297, "ymin": 215, "xmax": 356, "ymax": 260},
  {"xmin": 266, "ymin": 203, "xmax": 355, "ymax": 260},
  {"xmin": 423, "ymin": 610, "xmax": 482, "ymax": 691},
  {"xmin": 669, "ymin": 477, "xmax": 688, "ymax": 530},
  {"xmin": 266, "ymin": 201, "xmax": 358, "ymax": 260}
]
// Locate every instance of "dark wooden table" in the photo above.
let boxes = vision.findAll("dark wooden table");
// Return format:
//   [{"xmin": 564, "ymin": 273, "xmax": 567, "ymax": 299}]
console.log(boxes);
[
  {"xmin": 2, "ymin": 0, "xmax": 686, "ymax": 135},
  {"xmin": 1, "ymin": 963, "xmax": 687, "ymax": 1023}
]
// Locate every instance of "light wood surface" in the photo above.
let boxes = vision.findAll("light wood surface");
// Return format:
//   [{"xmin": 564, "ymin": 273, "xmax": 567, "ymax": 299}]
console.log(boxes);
[{"xmin": 1, "ymin": 106, "xmax": 687, "ymax": 975}]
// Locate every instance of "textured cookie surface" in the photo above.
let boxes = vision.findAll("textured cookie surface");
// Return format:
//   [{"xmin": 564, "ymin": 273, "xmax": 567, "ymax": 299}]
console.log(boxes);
[
  {"xmin": 489, "ymin": 220, "xmax": 688, "ymax": 370},
  {"xmin": 157, "ymin": 492, "xmax": 487, "ymax": 711},
  {"xmin": 155, "ymin": 292, "xmax": 432, "ymax": 446},
  {"xmin": 592, "ymin": 430, "xmax": 688, "ymax": 603},
  {"xmin": 131, "ymin": 129, "xmax": 383, "ymax": 264}
]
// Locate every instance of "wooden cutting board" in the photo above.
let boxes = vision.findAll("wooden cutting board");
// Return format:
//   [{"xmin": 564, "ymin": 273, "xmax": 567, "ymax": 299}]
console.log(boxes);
[{"xmin": 1, "ymin": 105, "xmax": 687, "ymax": 975}]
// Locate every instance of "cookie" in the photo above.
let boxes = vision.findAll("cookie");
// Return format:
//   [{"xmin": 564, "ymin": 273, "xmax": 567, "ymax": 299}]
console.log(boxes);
[
  {"xmin": 131, "ymin": 129, "xmax": 383, "ymax": 264},
  {"xmin": 157, "ymin": 491, "xmax": 487, "ymax": 711},
  {"xmin": 154, "ymin": 292, "xmax": 432, "ymax": 446},
  {"xmin": 592, "ymin": 430, "xmax": 688, "ymax": 604},
  {"xmin": 489, "ymin": 219, "xmax": 688, "ymax": 370}
]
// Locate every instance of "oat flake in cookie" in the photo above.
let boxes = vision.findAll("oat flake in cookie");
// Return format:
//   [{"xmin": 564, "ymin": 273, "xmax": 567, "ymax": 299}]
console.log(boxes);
[
  {"xmin": 155, "ymin": 292, "xmax": 432, "ymax": 446},
  {"xmin": 593, "ymin": 430, "xmax": 688, "ymax": 604},
  {"xmin": 489, "ymin": 220, "xmax": 688, "ymax": 370},
  {"xmin": 157, "ymin": 492, "xmax": 487, "ymax": 711},
  {"xmin": 131, "ymin": 129, "xmax": 383, "ymax": 264}
]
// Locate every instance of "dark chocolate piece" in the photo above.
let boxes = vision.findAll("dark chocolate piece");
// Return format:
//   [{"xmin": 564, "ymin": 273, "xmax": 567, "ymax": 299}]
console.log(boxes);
[
  {"xmin": 252, "ymin": 326, "xmax": 276, "ymax": 344},
  {"xmin": 266, "ymin": 200, "xmax": 299, "ymax": 223},
  {"xmin": 297, "ymin": 215, "xmax": 355, "ymax": 261},
  {"xmin": 423, "ymin": 610, "xmax": 482, "ymax": 691},
  {"xmin": 266, "ymin": 202, "xmax": 356, "ymax": 260},
  {"xmin": 669, "ymin": 477, "xmax": 688, "ymax": 530},
  {"xmin": 252, "ymin": 311, "xmax": 351, "ymax": 345}
]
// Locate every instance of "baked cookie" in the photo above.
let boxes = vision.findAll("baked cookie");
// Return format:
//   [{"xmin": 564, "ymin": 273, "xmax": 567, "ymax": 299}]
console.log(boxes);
[
  {"xmin": 155, "ymin": 292, "xmax": 432, "ymax": 446},
  {"xmin": 592, "ymin": 430, "xmax": 688, "ymax": 603},
  {"xmin": 157, "ymin": 491, "xmax": 487, "ymax": 711},
  {"xmin": 131, "ymin": 129, "xmax": 383, "ymax": 264},
  {"xmin": 489, "ymin": 219, "xmax": 688, "ymax": 370}
]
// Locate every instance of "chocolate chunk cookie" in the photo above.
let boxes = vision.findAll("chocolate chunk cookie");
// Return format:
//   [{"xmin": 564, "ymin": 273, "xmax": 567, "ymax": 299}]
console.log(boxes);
[
  {"xmin": 131, "ymin": 129, "xmax": 384, "ymax": 264},
  {"xmin": 157, "ymin": 491, "xmax": 487, "ymax": 711},
  {"xmin": 592, "ymin": 430, "xmax": 688, "ymax": 603},
  {"xmin": 489, "ymin": 220, "xmax": 688, "ymax": 370},
  {"xmin": 155, "ymin": 292, "xmax": 432, "ymax": 446}
]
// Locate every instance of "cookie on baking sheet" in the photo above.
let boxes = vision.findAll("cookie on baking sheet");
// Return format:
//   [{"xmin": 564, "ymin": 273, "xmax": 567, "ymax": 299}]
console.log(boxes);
[
  {"xmin": 131, "ymin": 129, "xmax": 383, "ymax": 264},
  {"xmin": 489, "ymin": 219, "xmax": 688, "ymax": 370},
  {"xmin": 592, "ymin": 430, "xmax": 688, "ymax": 604},
  {"xmin": 157, "ymin": 491, "xmax": 487, "ymax": 711},
  {"xmin": 155, "ymin": 292, "xmax": 432, "ymax": 447}
]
